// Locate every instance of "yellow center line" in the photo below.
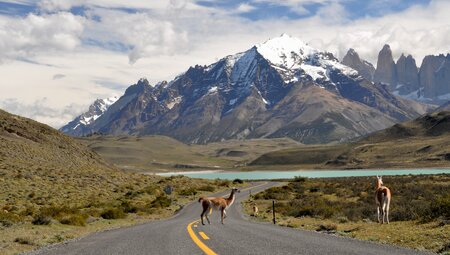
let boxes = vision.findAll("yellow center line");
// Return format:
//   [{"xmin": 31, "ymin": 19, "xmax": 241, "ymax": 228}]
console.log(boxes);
[
  {"xmin": 187, "ymin": 220, "xmax": 218, "ymax": 255},
  {"xmin": 198, "ymin": 231, "xmax": 210, "ymax": 240}
]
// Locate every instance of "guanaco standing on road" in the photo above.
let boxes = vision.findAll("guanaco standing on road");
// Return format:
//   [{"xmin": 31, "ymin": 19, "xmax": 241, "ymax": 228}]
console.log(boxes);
[
  {"xmin": 198, "ymin": 188, "xmax": 240, "ymax": 225},
  {"xmin": 375, "ymin": 175, "xmax": 391, "ymax": 224}
]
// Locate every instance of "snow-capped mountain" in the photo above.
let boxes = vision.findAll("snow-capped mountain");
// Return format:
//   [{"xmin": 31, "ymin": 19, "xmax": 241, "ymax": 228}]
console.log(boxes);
[
  {"xmin": 61, "ymin": 34, "xmax": 429, "ymax": 143},
  {"xmin": 256, "ymin": 34, "xmax": 357, "ymax": 84},
  {"xmin": 60, "ymin": 96, "xmax": 118, "ymax": 136}
]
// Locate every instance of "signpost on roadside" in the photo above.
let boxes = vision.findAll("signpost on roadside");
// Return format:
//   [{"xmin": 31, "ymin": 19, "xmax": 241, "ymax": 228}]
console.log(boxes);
[{"xmin": 272, "ymin": 200, "xmax": 276, "ymax": 224}]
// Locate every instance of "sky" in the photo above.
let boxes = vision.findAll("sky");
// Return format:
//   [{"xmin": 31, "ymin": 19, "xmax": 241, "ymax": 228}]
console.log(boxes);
[{"xmin": 0, "ymin": 0, "xmax": 449, "ymax": 128}]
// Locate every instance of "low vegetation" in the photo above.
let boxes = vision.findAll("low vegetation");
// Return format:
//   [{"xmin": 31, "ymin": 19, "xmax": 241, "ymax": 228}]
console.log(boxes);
[
  {"xmin": 245, "ymin": 175, "xmax": 450, "ymax": 253},
  {"xmin": 0, "ymin": 110, "xmax": 244, "ymax": 254}
]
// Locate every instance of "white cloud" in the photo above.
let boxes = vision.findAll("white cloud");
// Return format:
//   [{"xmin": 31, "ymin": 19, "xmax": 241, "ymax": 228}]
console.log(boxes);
[
  {"xmin": 0, "ymin": 97, "xmax": 86, "ymax": 128},
  {"xmin": 252, "ymin": 0, "xmax": 341, "ymax": 15},
  {"xmin": 236, "ymin": 3, "xmax": 256, "ymax": 13},
  {"xmin": 37, "ymin": 0, "xmax": 202, "ymax": 12},
  {"xmin": 0, "ymin": 12, "xmax": 84, "ymax": 61},
  {"xmin": 84, "ymin": 9, "xmax": 189, "ymax": 64},
  {"xmin": 0, "ymin": 0, "xmax": 449, "ymax": 128}
]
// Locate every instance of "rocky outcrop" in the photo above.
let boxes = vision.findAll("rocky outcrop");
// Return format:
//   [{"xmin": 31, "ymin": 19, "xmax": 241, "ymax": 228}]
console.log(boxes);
[
  {"xmin": 396, "ymin": 54, "xmax": 419, "ymax": 95},
  {"xmin": 374, "ymin": 44, "xmax": 397, "ymax": 89},
  {"xmin": 419, "ymin": 54, "xmax": 449, "ymax": 98},
  {"xmin": 342, "ymin": 48, "xmax": 375, "ymax": 81},
  {"xmin": 434, "ymin": 55, "xmax": 450, "ymax": 96}
]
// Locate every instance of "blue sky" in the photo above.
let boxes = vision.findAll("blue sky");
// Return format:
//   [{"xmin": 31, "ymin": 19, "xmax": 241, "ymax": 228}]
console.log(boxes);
[
  {"xmin": 0, "ymin": 0, "xmax": 432, "ymax": 19},
  {"xmin": 0, "ymin": 0, "xmax": 447, "ymax": 127}
]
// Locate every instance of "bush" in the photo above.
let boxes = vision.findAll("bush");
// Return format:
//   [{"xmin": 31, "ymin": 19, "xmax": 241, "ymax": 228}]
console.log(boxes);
[
  {"xmin": 14, "ymin": 237, "xmax": 33, "ymax": 245},
  {"xmin": 215, "ymin": 179, "xmax": 231, "ymax": 187},
  {"xmin": 121, "ymin": 201, "xmax": 138, "ymax": 213},
  {"xmin": 0, "ymin": 210, "xmax": 20, "ymax": 227},
  {"xmin": 198, "ymin": 185, "xmax": 215, "ymax": 192},
  {"xmin": 59, "ymin": 214, "xmax": 88, "ymax": 226},
  {"xmin": 178, "ymin": 187, "xmax": 197, "ymax": 196},
  {"xmin": 316, "ymin": 223, "xmax": 337, "ymax": 232},
  {"xmin": 430, "ymin": 195, "xmax": 450, "ymax": 220},
  {"xmin": 293, "ymin": 176, "xmax": 307, "ymax": 182},
  {"xmin": 233, "ymin": 179, "xmax": 244, "ymax": 184},
  {"xmin": 101, "ymin": 208, "xmax": 126, "ymax": 219},
  {"xmin": 150, "ymin": 195, "xmax": 172, "ymax": 209},
  {"xmin": 32, "ymin": 214, "xmax": 51, "ymax": 225}
]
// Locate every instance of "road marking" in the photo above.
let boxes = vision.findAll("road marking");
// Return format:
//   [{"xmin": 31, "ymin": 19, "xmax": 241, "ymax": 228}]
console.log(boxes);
[
  {"xmin": 199, "ymin": 231, "xmax": 210, "ymax": 240},
  {"xmin": 187, "ymin": 220, "xmax": 218, "ymax": 255}
]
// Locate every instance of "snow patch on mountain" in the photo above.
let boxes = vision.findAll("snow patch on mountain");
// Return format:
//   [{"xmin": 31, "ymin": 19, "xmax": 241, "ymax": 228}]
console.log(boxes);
[
  {"xmin": 256, "ymin": 33, "xmax": 357, "ymax": 83},
  {"xmin": 166, "ymin": 96, "xmax": 182, "ymax": 109}
]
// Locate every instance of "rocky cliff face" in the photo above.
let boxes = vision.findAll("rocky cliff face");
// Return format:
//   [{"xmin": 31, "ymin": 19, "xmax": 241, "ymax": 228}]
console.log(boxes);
[
  {"xmin": 433, "ymin": 55, "xmax": 450, "ymax": 97},
  {"xmin": 374, "ymin": 44, "xmax": 397, "ymax": 89},
  {"xmin": 362, "ymin": 45, "xmax": 449, "ymax": 104},
  {"xmin": 61, "ymin": 34, "xmax": 429, "ymax": 144},
  {"xmin": 396, "ymin": 54, "xmax": 419, "ymax": 95},
  {"xmin": 342, "ymin": 48, "xmax": 375, "ymax": 81}
]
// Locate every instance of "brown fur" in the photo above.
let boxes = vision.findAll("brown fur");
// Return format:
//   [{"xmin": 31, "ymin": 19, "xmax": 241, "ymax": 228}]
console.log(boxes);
[
  {"xmin": 375, "ymin": 176, "xmax": 391, "ymax": 224},
  {"xmin": 198, "ymin": 188, "xmax": 239, "ymax": 225}
]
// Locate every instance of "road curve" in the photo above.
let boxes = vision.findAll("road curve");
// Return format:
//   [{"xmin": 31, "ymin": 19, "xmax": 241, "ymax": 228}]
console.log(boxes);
[{"xmin": 30, "ymin": 182, "xmax": 431, "ymax": 255}]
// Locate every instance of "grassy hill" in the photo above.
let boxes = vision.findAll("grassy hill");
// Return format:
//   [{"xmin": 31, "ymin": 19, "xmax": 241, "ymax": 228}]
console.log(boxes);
[
  {"xmin": 78, "ymin": 135, "xmax": 301, "ymax": 172},
  {"xmin": 251, "ymin": 111, "xmax": 450, "ymax": 169},
  {"xmin": 0, "ymin": 109, "xmax": 241, "ymax": 254}
]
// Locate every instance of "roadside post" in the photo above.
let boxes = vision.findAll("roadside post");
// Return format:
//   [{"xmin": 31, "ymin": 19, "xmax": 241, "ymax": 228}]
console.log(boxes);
[{"xmin": 272, "ymin": 200, "xmax": 276, "ymax": 224}]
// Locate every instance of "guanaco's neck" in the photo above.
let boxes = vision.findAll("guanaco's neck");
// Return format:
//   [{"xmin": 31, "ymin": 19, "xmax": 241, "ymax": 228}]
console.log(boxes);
[
  {"xmin": 376, "ymin": 180, "xmax": 382, "ymax": 190},
  {"xmin": 226, "ymin": 190, "xmax": 236, "ymax": 206}
]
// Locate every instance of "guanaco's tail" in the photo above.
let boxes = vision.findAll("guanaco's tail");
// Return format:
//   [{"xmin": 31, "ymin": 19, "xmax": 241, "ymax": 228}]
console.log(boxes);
[{"xmin": 198, "ymin": 197, "xmax": 205, "ymax": 203}]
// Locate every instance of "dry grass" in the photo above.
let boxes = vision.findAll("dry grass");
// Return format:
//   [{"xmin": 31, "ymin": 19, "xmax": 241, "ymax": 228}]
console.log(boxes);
[
  {"xmin": 0, "ymin": 110, "xmax": 246, "ymax": 254},
  {"xmin": 244, "ymin": 175, "xmax": 450, "ymax": 253}
]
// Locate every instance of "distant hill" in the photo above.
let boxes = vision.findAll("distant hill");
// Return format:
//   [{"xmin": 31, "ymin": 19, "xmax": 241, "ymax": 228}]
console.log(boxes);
[
  {"xmin": 78, "ymin": 135, "xmax": 301, "ymax": 172},
  {"xmin": 251, "ymin": 111, "xmax": 450, "ymax": 169}
]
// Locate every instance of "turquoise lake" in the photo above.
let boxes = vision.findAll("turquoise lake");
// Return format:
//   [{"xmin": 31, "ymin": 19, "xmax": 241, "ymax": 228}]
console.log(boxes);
[{"xmin": 157, "ymin": 168, "xmax": 450, "ymax": 180}]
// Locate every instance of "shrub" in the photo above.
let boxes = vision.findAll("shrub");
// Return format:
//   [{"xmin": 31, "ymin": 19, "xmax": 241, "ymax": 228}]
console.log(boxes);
[
  {"xmin": 32, "ymin": 214, "xmax": 51, "ymax": 225},
  {"xmin": 0, "ymin": 210, "xmax": 20, "ymax": 227},
  {"xmin": 142, "ymin": 185, "xmax": 159, "ymax": 195},
  {"xmin": 316, "ymin": 223, "xmax": 337, "ymax": 232},
  {"xmin": 233, "ymin": 179, "xmax": 244, "ymax": 184},
  {"xmin": 215, "ymin": 179, "xmax": 231, "ymax": 187},
  {"xmin": 14, "ymin": 237, "xmax": 33, "ymax": 245},
  {"xmin": 59, "ymin": 214, "xmax": 88, "ymax": 226},
  {"xmin": 150, "ymin": 195, "xmax": 172, "ymax": 209},
  {"xmin": 293, "ymin": 176, "xmax": 307, "ymax": 182},
  {"xmin": 198, "ymin": 185, "xmax": 215, "ymax": 192},
  {"xmin": 430, "ymin": 195, "xmax": 450, "ymax": 220},
  {"xmin": 100, "ymin": 208, "xmax": 126, "ymax": 219},
  {"xmin": 121, "ymin": 201, "xmax": 138, "ymax": 213},
  {"xmin": 178, "ymin": 187, "xmax": 197, "ymax": 196}
]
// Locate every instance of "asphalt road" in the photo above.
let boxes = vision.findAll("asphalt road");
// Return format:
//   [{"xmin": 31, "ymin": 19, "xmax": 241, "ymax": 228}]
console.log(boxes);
[{"xmin": 30, "ymin": 182, "xmax": 431, "ymax": 255}]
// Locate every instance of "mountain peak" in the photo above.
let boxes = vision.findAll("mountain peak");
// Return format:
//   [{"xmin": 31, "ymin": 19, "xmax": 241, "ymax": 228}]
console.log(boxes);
[
  {"xmin": 381, "ymin": 44, "xmax": 392, "ymax": 52},
  {"xmin": 257, "ymin": 34, "xmax": 313, "ymax": 56}
]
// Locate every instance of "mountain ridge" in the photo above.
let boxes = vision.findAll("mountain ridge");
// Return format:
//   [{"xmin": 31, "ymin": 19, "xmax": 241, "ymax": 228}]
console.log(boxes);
[{"xmin": 61, "ymin": 34, "xmax": 429, "ymax": 144}]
